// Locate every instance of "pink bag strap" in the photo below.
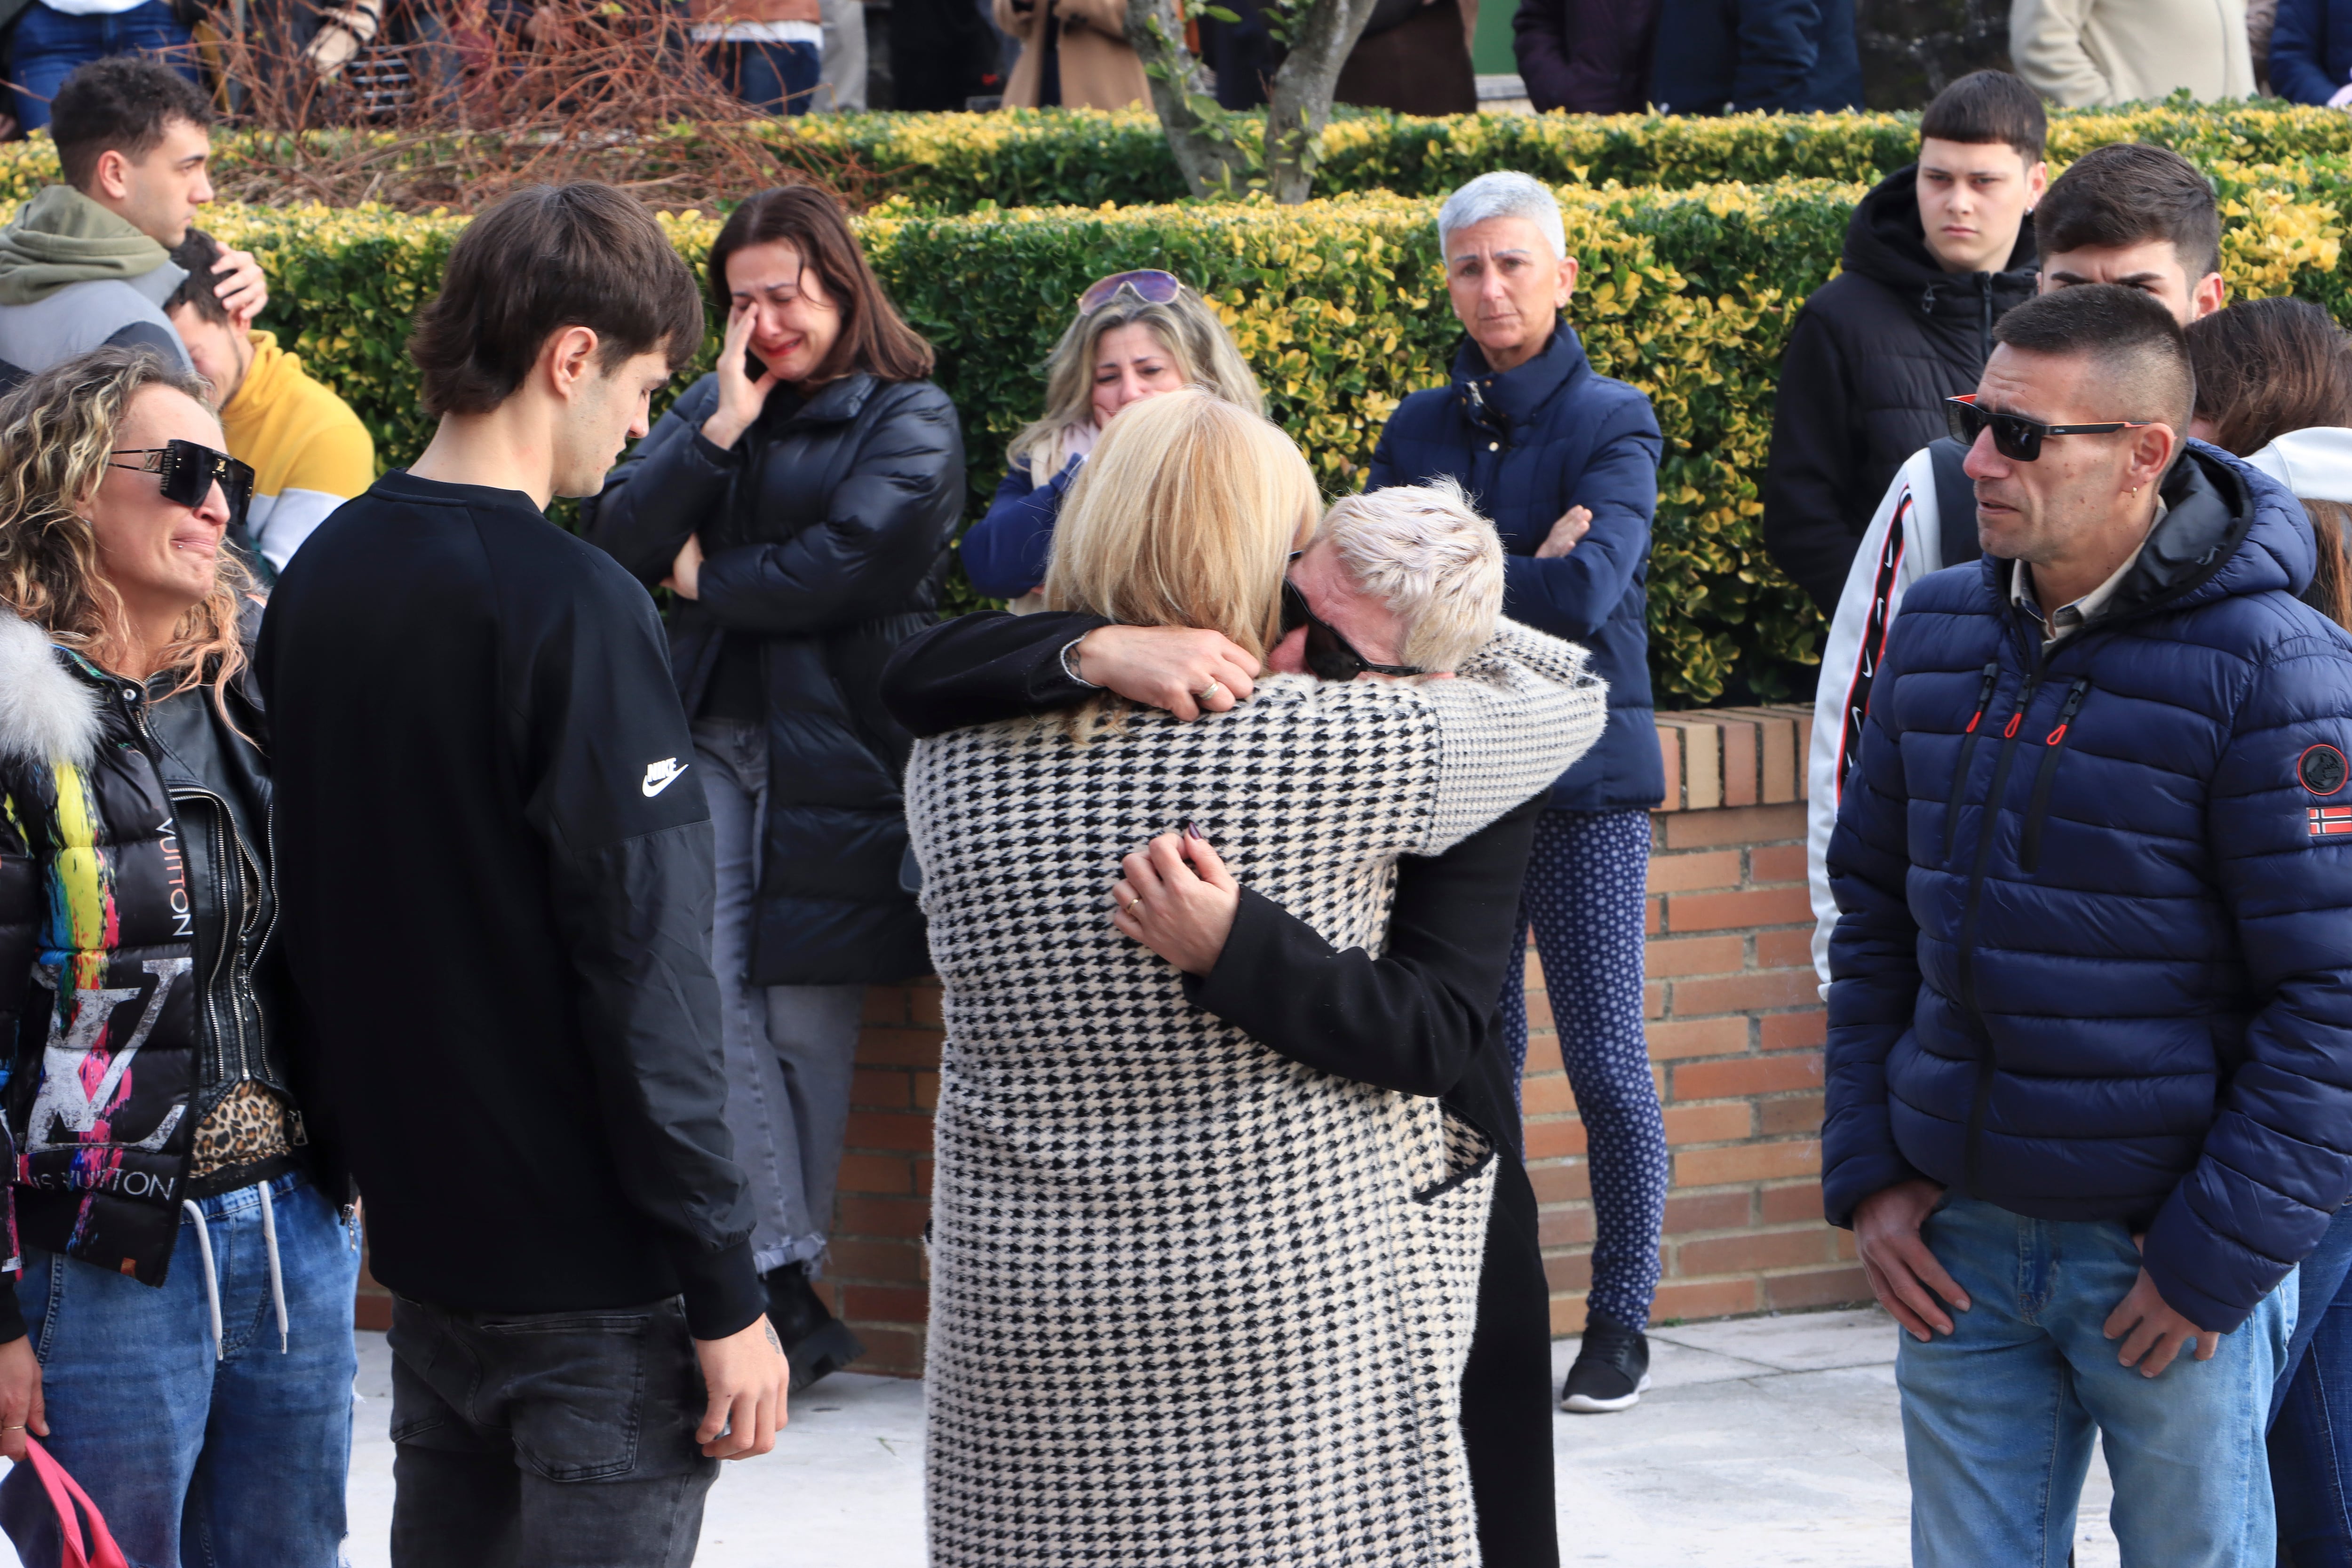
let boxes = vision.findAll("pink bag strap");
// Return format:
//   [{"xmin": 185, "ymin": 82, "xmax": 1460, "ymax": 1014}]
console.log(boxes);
[{"xmin": 20, "ymin": 1438, "xmax": 127, "ymax": 1568}]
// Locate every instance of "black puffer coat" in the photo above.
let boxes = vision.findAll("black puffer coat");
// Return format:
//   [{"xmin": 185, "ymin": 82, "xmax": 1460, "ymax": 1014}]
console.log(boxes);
[
  {"xmin": 1762, "ymin": 166, "xmax": 2040, "ymax": 613},
  {"xmin": 583, "ymin": 370, "xmax": 965, "ymax": 986},
  {"xmin": 0, "ymin": 611, "xmax": 328, "ymax": 1320}
]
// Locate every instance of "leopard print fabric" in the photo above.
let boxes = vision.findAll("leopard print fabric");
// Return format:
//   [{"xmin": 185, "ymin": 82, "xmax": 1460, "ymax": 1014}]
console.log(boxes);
[{"xmin": 190, "ymin": 1082, "xmax": 297, "ymax": 1179}]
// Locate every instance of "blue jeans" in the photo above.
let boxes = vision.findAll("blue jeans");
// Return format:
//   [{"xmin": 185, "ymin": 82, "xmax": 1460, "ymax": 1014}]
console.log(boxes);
[
  {"xmin": 2271, "ymin": 1205, "xmax": 2352, "ymax": 1565},
  {"xmin": 1899, "ymin": 1195, "xmax": 2291, "ymax": 1568},
  {"xmin": 6, "ymin": 0, "xmax": 199, "ymax": 130},
  {"xmin": 708, "ymin": 37, "xmax": 818, "ymax": 115},
  {"xmin": 0, "ymin": 1171, "xmax": 361, "ymax": 1568}
]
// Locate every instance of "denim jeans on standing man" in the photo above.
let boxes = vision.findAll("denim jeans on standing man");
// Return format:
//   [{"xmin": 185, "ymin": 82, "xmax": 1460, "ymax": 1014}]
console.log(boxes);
[
  {"xmin": 5, "ymin": 0, "xmax": 199, "ymax": 130},
  {"xmin": 693, "ymin": 717, "xmax": 865, "ymax": 1280},
  {"xmin": 387, "ymin": 1293, "xmax": 717, "ymax": 1568},
  {"xmin": 1899, "ymin": 1194, "xmax": 2292, "ymax": 1568},
  {"xmin": 2270, "ymin": 1203, "xmax": 2352, "ymax": 1565},
  {"xmin": 0, "ymin": 1172, "xmax": 361, "ymax": 1568}
]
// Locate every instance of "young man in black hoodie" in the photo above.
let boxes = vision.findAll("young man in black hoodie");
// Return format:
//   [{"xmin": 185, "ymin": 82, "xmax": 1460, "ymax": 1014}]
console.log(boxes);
[
  {"xmin": 256, "ymin": 183, "xmax": 788, "ymax": 1565},
  {"xmin": 1761, "ymin": 70, "xmax": 2049, "ymax": 613}
]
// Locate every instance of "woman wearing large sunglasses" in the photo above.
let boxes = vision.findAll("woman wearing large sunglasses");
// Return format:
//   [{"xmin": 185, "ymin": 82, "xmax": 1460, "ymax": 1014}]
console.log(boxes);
[
  {"xmin": 0, "ymin": 346, "xmax": 360, "ymax": 1566},
  {"xmin": 960, "ymin": 269, "xmax": 1263, "ymax": 607}
]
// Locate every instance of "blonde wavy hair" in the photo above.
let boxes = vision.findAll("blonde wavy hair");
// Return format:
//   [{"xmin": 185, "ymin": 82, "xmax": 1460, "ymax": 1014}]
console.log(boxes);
[
  {"xmin": 0, "ymin": 346, "xmax": 256, "ymax": 708},
  {"xmin": 1044, "ymin": 391, "xmax": 1318, "ymax": 727},
  {"xmin": 1009, "ymin": 280, "xmax": 1264, "ymax": 478}
]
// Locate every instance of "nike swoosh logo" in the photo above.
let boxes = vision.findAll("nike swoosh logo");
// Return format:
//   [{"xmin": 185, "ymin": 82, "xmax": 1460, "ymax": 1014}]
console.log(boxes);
[{"xmin": 642, "ymin": 758, "xmax": 688, "ymax": 797}]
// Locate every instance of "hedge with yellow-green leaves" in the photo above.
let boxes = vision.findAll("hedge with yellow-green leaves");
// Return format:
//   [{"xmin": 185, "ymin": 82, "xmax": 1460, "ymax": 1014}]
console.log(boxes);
[
  {"xmin": 21, "ymin": 161, "xmax": 2345, "ymax": 704},
  {"xmin": 5, "ymin": 100, "xmax": 2352, "ymax": 213}
]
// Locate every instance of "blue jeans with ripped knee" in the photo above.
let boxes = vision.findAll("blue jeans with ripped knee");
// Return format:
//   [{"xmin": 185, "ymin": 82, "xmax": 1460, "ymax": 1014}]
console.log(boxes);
[{"xmin": 0, "ymin": 1171, "xmax": 361, "ymax": 1568}]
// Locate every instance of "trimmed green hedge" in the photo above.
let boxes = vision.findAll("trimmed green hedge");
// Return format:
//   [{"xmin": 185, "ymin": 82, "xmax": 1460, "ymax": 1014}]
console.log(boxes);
[
  {"xmin": 15, "ymin": 151, "xmax": 2342, "ymax": 704},
  {"xmin": 4, "ymin": 101, "xmax": 2352, "ymax": 214}
]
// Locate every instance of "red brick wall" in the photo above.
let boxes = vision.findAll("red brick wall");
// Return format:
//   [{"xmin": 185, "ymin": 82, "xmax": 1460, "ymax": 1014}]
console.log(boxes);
[{"xmin": 354, "ymin": 706, "xmax": 1861, "ymax": 1366}]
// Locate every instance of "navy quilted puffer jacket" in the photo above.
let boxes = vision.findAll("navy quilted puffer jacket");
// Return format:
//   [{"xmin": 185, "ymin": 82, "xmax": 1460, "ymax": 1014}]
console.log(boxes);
[{"xmin": 1824, "ymin": 442, "xmax": 2352, "ymax": 1333}]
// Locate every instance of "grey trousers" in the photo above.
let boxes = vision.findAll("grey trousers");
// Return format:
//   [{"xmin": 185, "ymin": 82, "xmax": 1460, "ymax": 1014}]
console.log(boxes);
[
  {"xmin": 818, "ymin": 0, "xmax": 866, "ymax": 109},
  {"xmin": 692, "ymin": 719, "xmax": 867, "ymax": 1278}
]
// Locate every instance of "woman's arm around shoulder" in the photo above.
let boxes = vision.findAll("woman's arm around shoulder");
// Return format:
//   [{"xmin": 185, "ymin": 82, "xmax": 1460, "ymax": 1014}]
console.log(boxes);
[
  {"xmin": 1414, "ymin": 621, "xmax": 1608, "ymax": 854},
  {"xmin": 579, "ymin": 375, "xmax": 732, "ymax": 586}
]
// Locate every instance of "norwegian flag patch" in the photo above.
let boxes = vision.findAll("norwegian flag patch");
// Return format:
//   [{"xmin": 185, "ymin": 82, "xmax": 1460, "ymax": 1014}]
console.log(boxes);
[{"xmin": 2312, "ymin": 805, "xmax": 2352, "ymax": 839}]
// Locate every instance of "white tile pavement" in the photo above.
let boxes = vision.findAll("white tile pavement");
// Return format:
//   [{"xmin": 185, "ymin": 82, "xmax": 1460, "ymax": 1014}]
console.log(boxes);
[{"xmin": 0, "ymin": 1306, "xmax": 2128, "ymax": 1567}]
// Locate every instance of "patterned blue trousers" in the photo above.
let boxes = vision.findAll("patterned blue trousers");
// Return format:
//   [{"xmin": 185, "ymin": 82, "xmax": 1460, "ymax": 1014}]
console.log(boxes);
[{"xmin": 1498, "ymin": 806, "xmax": 1668, "ymax": 1330}]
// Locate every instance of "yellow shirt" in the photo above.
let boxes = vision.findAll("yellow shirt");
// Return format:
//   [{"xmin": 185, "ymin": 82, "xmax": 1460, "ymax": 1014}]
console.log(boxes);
[{"xmin": 221, "ymin": 330, "xmax": 375, "ymax": 572}]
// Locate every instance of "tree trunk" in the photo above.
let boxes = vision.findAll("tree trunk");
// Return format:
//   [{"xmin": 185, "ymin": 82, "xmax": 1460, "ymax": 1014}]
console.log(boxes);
[{"xmin": 1124, "ymin": 0, "xmax": 1383, "ymax": 205}]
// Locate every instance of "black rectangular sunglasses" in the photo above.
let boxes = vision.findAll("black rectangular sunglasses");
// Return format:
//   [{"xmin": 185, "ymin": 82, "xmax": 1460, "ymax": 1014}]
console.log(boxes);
[
  {"xmin": 109, "ymin": 438, "xmax": 254, "ymax": 523},
  {"xmin": 1280, "ymin": 575, "xmax": 1425, "ymax": 681},
  {"xmin": 1944, "ymin": 393, "xmax": 2157, "ymax": 463}
]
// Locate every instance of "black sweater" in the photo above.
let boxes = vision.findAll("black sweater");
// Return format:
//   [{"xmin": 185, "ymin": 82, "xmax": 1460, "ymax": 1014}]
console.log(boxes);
[
  {"xmin": 255, "ymin": 471, "xmax": 763, "ymax": 1340},
  {"xmin": 879, "ymin": 610, "xmax": 1542, "ymax": 1157}
]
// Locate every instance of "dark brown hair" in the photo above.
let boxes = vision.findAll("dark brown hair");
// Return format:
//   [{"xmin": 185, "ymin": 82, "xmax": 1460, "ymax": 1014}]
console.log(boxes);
[
  {"xmin": 2187, "ymin": 297, "xmax": 2352, "ymax": 457},
  {"xmin": 706, "ymin": 187, "xmax": 934, "ymax": 385},
  {"xmin": 1994, "ymin": 283, "xmax": 2195, "ymax": 431},
  {"xmin": 51, "ymin": 55, "xmax": 215, "ymax": 193},
  {"xmin": 2035, "ymin": 143, "xmax": 2223, "ymax": 282},
  {"xmin": 164, "ymin": 228, "xmax": 230, "ymax": 328},
  {"xmin": 1919, "ymin": 70, "xmax": 2046, "ymax": 163},
  {"xmin": 408, "ymin": 183, "xmax": 703, "ymax": 418},
  {"xmin": 2187, "ymin": 298, "xmax": 2352, "ymax": 630}
]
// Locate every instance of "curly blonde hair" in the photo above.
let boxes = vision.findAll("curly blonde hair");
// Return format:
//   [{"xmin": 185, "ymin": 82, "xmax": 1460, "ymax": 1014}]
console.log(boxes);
[{"xmin": 0, "ymin": 346, "xmax": 255, "ymax": 707}]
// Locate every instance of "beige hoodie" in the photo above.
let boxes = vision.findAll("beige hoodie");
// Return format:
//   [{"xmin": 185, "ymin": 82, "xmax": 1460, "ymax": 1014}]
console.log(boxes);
[{"xmin": 2011, "ymin": 0, "xmax": 2255, "ymax": 106}]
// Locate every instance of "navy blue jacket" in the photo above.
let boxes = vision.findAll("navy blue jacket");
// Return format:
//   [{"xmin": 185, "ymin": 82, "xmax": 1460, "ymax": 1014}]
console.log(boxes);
[
  {"xmin": 1825, "ymin": 444, "xmax": 2352, "ymax": 1333},
  {"xmin": 960, "ymin": 453, "xmax": 1080, "ymax": 601},
  {"xmin": 1648, "ymin": 0, "xmax": 1862, "ymax": 114},
  {"xmin": 1368, "ymin": 326, "xmax": 1665, "ymax": 813},
  {"xmin": 2273, "ymin": 0, "xmax": 2352, "ymax": 104}
]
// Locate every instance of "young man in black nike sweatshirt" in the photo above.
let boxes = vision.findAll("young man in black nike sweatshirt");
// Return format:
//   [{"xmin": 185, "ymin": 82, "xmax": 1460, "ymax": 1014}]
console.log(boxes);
[{"xmin": 256, "ymin": 183, "xmax": 788, "ymax": 1564}]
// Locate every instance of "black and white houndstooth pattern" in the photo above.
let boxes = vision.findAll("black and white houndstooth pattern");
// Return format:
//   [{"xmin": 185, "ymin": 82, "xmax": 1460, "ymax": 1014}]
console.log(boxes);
[{"xmin": 907, "ymin": 623, "xmax": 1607, "ymax": 1567}]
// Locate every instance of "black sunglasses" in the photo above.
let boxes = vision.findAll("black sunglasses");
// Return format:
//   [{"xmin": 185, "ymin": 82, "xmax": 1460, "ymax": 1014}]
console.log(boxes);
[
  {"xmin": 1944, "ymin": 394, "xmax": 2158, "ymax": 463},
  {"xmin": 1281, "ymin": 571, "xmax": 1425, "ymax": 681},
  {"xmin": 109, "ymin": 439, "xmax": 254, "ymax": 522}
]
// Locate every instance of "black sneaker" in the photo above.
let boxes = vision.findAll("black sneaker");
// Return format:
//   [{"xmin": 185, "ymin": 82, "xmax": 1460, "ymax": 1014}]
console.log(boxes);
[
  {"xmin": 1561, "ymin": 1309, "xmax": 1651, "ymax": 1413},
  {"xmin": 763, "ymin": 1265, "xmax": 867, "ymax": 1393}
]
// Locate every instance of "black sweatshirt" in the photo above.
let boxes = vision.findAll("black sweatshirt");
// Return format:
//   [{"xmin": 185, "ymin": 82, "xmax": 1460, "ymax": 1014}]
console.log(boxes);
[
  {"xmin": 878, "ymin": 610, "xmax": 1543, "ymax": 1158},
  {"xmin": 254, "ymin": 471, "xmax": 763, "ymax": 1340}
]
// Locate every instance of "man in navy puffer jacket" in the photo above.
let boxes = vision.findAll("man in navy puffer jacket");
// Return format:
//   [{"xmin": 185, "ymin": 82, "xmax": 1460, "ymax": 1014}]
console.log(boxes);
[{"xmin": 1827, "ymin": 283, "xmax": 2352, "ymax": 1564}]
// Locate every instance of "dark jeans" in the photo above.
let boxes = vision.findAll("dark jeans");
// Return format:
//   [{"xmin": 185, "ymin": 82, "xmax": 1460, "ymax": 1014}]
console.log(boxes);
[
  {"xmin": 709, "ymin": 37, "xmax": 818, "ymax": 114},
  {"xmin": 387, "ymin": 1294, "xmax": 718, "ymax": 1568},
  {"xmin": 2273, "ymin": 1205, "xmax": 2352, "ymax": 1565},
  {"xmin": 6, "ymin": 0, "xmax": 197, "ymax": 129}
]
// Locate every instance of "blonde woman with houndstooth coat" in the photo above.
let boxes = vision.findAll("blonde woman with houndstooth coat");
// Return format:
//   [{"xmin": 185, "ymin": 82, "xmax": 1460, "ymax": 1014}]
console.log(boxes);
[{"xmin": 904, "ymin": 390, "xmax": 1607, "ymax": 1566}]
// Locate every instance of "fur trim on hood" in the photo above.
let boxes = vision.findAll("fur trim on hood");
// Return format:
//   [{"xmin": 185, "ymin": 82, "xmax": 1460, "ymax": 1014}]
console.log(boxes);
[{"xmin": 0, "ymin": 611, "xmax": 102, "ymax": 770}]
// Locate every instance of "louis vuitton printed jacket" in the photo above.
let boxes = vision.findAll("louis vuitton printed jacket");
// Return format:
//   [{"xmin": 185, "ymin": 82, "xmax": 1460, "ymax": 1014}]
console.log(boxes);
[{"xmin": 0, "ymin": 609, "xmax": 327, "ymax": 1332}]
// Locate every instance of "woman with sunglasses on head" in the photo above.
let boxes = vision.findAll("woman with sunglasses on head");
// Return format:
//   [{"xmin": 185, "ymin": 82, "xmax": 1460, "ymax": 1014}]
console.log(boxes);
[
  {"xmin": 960, "ymin": 269, "xmax": 1262, "ymax": 607},
  {"xmin": 2183, "ymin": 295, "xmax": 2352, "ymax": 1568},
  {"xmin": 0, "ymin": 345, "xmax": 361, "ymax": 1567},
  {"xmin": 581, "ymin": 185, "xmax": 964, "ymax": 1391}
]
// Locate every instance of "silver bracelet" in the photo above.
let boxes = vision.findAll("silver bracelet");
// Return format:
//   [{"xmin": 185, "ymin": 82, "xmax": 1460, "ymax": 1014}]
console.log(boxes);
[{"xmin": 1059, "ymin": 636, "xmax": 1100, "ymax": 688}]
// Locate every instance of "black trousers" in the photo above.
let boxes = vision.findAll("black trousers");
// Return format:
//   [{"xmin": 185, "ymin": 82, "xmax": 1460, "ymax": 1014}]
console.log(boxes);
[
  {"xmin": 1463, "ymin": 1154, "xmax": 1561, "ymax": 1568},
  {"xmin": 386, "ymin": 1294, "xmax": 719, "ymax": 1568}
]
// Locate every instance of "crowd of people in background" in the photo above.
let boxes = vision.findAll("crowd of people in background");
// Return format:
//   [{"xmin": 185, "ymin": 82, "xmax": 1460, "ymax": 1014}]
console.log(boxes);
[{"xmin": 6, "ymin": 16, "xmax": 2352, "ymax": 1568}]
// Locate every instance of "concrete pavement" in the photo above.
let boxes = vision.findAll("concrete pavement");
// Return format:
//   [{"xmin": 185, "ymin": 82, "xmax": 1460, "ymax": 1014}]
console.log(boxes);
[{"xmin": 0, "ymin": 1306, "xmax": 2127, "ymax": 1566}]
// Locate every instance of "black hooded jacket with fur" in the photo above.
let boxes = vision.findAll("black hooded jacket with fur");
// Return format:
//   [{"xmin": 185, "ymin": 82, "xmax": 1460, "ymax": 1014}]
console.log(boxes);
[{"xmin": 0, "ymin": 611, "xmax": 326, "ymax": 1337}]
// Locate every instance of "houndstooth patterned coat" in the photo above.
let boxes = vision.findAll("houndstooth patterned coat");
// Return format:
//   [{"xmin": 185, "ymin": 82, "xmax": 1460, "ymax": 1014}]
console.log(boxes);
[{"xmin": 906, "ymin": 622, "xmax": 1608, "ymax": 1567}]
